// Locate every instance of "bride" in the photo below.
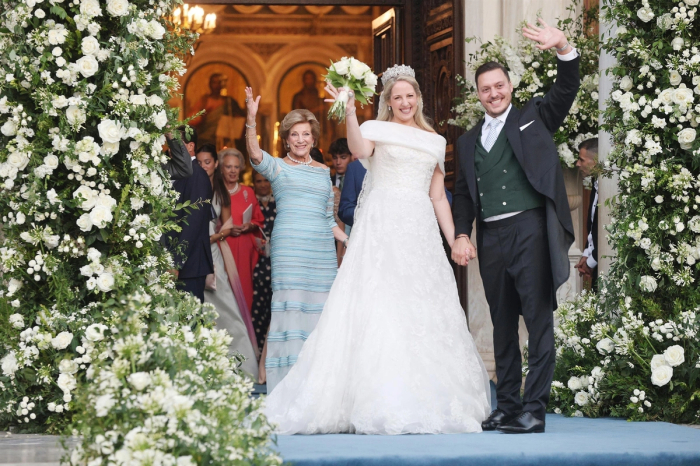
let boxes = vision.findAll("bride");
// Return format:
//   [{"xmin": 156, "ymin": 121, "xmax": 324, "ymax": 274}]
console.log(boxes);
[{"xmin": 262, "ymin": 65, "xmax": 491, "ymax": 435}]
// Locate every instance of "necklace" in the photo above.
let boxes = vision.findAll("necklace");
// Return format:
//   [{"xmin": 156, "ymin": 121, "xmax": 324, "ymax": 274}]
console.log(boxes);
[
  {"xmin": 227, "ymin": 183, "xmax": 240, "ymax": 195},
  {"xmin": 287, "ymin": 153, "xmax": 312, "ymax": 166}
]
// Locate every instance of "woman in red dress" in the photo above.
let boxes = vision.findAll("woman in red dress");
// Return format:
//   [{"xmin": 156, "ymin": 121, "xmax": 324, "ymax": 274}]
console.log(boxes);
[{"xmin": 219, "ymin": 148, "xmax": 265, "ymax": 312}]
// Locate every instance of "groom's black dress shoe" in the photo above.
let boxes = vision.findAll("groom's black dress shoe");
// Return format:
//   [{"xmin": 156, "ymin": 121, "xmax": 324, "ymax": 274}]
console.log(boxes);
[
  {"xmin": 496, "ymin": 411, "xmax": 545, "ymax": 434},
  {"xmin": 481, "ymin": 409, "xmax": 519, "ymax": 431}
]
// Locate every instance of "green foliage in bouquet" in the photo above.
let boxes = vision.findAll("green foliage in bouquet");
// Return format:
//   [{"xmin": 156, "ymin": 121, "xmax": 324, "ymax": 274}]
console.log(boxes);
[
  {"xmin": 449, "ymin": 3, "xmax": 600, "ymax": 168},
  {"xmin": 0, "ymin": 0, "xmax": 279, "ymax": 459},
  {"xmin": 550, "ymin": 0, "xmax": 700, "ymax": 424},
  {"xmin": 324, "ymin": 57, "xmax": 377, "ymax": 121}
]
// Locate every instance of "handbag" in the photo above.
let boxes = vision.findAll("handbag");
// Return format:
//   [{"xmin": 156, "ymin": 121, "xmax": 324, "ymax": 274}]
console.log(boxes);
[{"xmin": 254, "ymin": 227, "xmax": 270, "ymax": 258}]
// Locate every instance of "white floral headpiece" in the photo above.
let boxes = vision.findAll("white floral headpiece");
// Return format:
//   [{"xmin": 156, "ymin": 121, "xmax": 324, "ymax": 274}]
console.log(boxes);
[{"xmin": 381, "ymin": 64, "xmax": 415, "ymax": 86}]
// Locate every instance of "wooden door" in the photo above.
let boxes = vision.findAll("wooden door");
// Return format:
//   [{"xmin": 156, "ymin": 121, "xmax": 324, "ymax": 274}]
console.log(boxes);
[{"xmin": 372, "ymin": 8, "xmax": 402, "ymax": 103}]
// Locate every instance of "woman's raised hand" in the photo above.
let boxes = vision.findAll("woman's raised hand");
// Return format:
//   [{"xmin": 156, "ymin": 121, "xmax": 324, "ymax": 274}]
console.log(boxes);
[
  {"xmin": 324, "ymin": 83, "xmax": 356, "ymax": 110},
  {"xmin": 245, "ymin": 87, "xmax": 261, "ymax": 119}
]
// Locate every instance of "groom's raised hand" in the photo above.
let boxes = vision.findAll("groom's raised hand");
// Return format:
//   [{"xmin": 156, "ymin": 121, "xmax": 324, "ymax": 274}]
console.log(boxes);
[{"xmin": 522, "ymin": 18, "xmax": 568, "ymax": 52}]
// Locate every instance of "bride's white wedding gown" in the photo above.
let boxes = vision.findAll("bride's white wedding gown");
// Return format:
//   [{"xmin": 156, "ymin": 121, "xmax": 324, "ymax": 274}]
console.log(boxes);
[{"xmin": 264, "ymin": 121, "xmax": 491, "ymax": 435}]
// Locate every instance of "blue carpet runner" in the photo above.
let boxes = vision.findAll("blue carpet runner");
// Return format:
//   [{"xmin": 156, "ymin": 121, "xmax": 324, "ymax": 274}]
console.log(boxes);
[{"xmin": 273, "ymin": 415, "xmax": 700, "ymax": 466}]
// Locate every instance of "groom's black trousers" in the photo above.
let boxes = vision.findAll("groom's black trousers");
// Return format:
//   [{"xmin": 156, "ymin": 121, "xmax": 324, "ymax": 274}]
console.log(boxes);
[{"xmin": 477, "ymin": 208, "xmax": 555, "ymax": 421}]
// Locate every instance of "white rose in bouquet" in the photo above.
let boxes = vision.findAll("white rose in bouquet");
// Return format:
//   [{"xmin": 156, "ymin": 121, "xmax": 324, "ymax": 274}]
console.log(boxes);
[
  {"xmin": 48, "ymin": 25, "xmax": 69, "ymax": 45},
  {"xmin": 663, "ymin": 345, "xmax": 685, "ymax": 367},
  {"xmin": 77, "ymin": 213, "xmax": 93, "ymax": 232},
  {"xmin": 678, "ymin": 128, "xmax": 696, "ymax": 150},
  {"xmin": 96, "ymin": 272, "xmax": 115, "ymax": 292},
  {"xmin": 147, "ymin": 95, "xmax": 164, "ymax": 106},
  {"xmin": 66, "ymin": 105, "xmax": 86, "ymax": 126},
  {"xmin": 619, "ymin": 76, "xmax": 633, "ymax": 91},
  {"xmin": 9, "ymin": 313, "xmax": 24, "ymax": 329},
  {"xmin": 651, "ymin": 365, "xmax": 673, "ymax": 387},
  {"xmin": 106, "ymin": 0, "xmax": 130, "ymax": 16},
  {"xmin": 81, "ymin": 36, "xmax": 100, "ymax": 56},
  {"xmin": 80, "ymin": 0, "xmax": 102, "ymax": 18},
  {"xmin": 650, "ymin": 353, "xmax": 669, "ymax": 370},
  {"xmin": 672, "ymin": 88, "xmax": 694, "ymax": 106},
  {"xmin": 1, "ymin": 120, "xmax": 17, "ymax": 136},
  {"xmin": 596, "ymin": 338, "xmax": 615, "ymax": 354},
  {"xmin": 324, "ymin": 57, "xmax": 376, "ymax": 122},
  {"xmin": 101, "ymin": 142, "xmax": 120, "ymax": 157},
  {"xmin": 574, "ymin": 391, "xmax": 590, "ymax": 406},
  {"xmin": 59, "ymin": 359, "xmax": 79, "ymax": 374},
  {"xmin": 128, "ymin": 372, "xmax": 152, "ymax": 391},
  {"xmin": 349, "ymin": 59, "xmax": 370, "ymax": 80},
  {"xmin": 1, "ymin": 352, "xmax": 19, "ymax": 376},
  {"xmin": 7, "ymin": 278, "xmax": 23, "ymax": 296},
  {"xmin": 85, "ymin": 323, "xmax": 109, "ymax": 342},
  {"xmin": 44, "ymin": 154, "xmax": 60, "ymax": 170},
  {"xmin": 152, "ymin": 110, "xmax": 168, "ymax": 129},
  {"xmin": 671, "ymin": 37, "xmax": 685, "ymax": 51},
  {"xmin": 658, "ymin": 89, "xmax": 674, "ymax": 105},
  {"xmin": 365, "ymin": 72, "xmax": 378, "ymax": 88},
  {"xmin": 57, "ymin": 373, "xmax": 77, "ymax": 393},
  {"xmin": 147, "ymin": 20, "xmax": 166, "ymax": 40},
  {"xmin": 637, "ymin": 7, "xmax": 654, "ymax": 23},
  {"xmin": 74, "ymin": 186, "xmax": 98, "ymax": 210},
  {"xmin": 639, "ymin": 275, "xmax": 657, "ymax": 292},
  {"xmin": 98, "ymin": 119, "xmax": 126, "ymax": 144},
  {"xmin": 567, "ymin": 376, "xmax": 582, "ymax": 391},
  {"xmin": 52, "ymin": 331, "xmax": 74, "ymax": 350},
  {"xmin": 129, "ymin": 94, "xmax": 147, "ymax": 106},
  {"xmin": 90, "ymin": 205, "xmax": 114, "ymax": 229},
  {"xmin": 334, "ymin": 57, "xmax": 351, "ymax": 75},
  {"xmin": 689, "ymin": 216, "xmax": 700, "ymax": 233},
  {"xmin": 7, "ymin": 151, "xmax": 29, "ymax": 170},
  {"xmin": 87, "ymin": 248, "xmax": 102, "ymax": 263},
  {"xmin": 669, "ymin": 71, "xmax": 682, "ymax": 86},
  {"xmin": 687, "ymin": 0, "xmax": 699, "ymax": 5}
]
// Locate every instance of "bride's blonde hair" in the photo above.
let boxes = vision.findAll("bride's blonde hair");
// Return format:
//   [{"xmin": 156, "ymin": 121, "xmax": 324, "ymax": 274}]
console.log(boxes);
[{"xmin": 376, "ymin": 76, "xmax": 434, "ymax": 132}]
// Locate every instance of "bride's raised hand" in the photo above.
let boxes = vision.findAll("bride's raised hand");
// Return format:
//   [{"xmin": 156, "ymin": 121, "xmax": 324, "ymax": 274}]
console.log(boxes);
[
  {"xmin": 244, "ymin": 87, "xmax": 261, "ymax": 119},
  {"xmin": 324, "ymin": 83, "xmax": 357, "ymax": 110}
]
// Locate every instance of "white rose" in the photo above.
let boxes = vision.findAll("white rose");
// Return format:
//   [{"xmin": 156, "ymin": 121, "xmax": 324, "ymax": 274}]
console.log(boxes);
[
  {"xmin": 7, "ymin": 152, "xmax": 28, "ymax": 170},
  {"xmin": 669, "ymin": 70, "xmax": 682, "ymax": 86},
  {"xmin": 567, "ymin": 376, "xmax": 582, "ymax": 391},
  {"xmin": 147, "ymin": 20, "xmax": 165, "ymax": 40},
  {"xmin": 129, "ymin": 94, "xmax": 147, "ymax": 105},
  {"xmin": 59, "ymin": 359, "xmax": 79, "ymax": 374},
  {"xmin": 619, "ymin": 76, "xmax": 634, "ymax": 91},
  {"xmin": 664, "ymin": 345, "xmax": 685, "ymax": 367},
  {"xmin": 650, "ymin": 354, "xmax": 669, "ymax": 370},
  {"xmin": 73, "ymin": 185, "xmax": 98, "ymax": 210},
  {"xmin": 689, "ymin": 216, "xmax": 700, "ymax": 233},
  {"xmin": 101, "ymin": 141, "xmax": 120, "ymax": 157},
  {"xmin": 591, "ymin": 366, "xmax": 604, "ymax": 380},
  {"xmin": 96, "ymin": 272, "xmax": 115, "ymax": 292},
  {"xmin": 90, "ymin": 205, "xmax": 114, "ymax": 229},
  {"xmin": 95, "ymin": 394, "xmax": 116, "ymax": 417},
  {"xmin": 687, "ymin": 0, "xmax": 699, "ymax": 5},
  {"xmin": 1, "ymin": 352, "xmax": 19, "ymax": 376},
  {"xmin": 655, "ymin": 195, "xmax": 664, "ymax": 204},
  {"xmin": 658, "ymin": 89, "xmax": 674, "ymax": 105},
  {"xmin": 66, "ymin": 105, "xmax": 86, "ymax": 125},
  {"xmin": 650, "ymin": 256, "xmax": 662, "ymax": 271},
  {"xmin": 85, "ymin": 323, "xmax": 108, "ymax": 342},
  {"xmin": 35, "ymin": 8, "xmax": 46, "ymax": 18},
  {"xmin": 147, "ymin": 95, "xmax": 163, "ymax": 106},
  {"xmin": 349, "ymin": 58, "xmax": 368, "ymax": 80},
  {"xmin": 672, "ymin": 37, "xmax": 685, "ymax": 51},
  {"xmin": 9, "ymin": 313, "xmax": 24, "ymax": 329},
  {"xmin": 77, "ymin": 213, "xmax": 93, "ymax": 232},
  {"xmin": 152, "ymin": 110, "xmax": 167, "ymax": 129},
  {"xmin": 87, "ymin": 248, "xmax": 101, "ymax": 263},
  {"xmin": 364, "ymin": 72, "xmax": 378, "ymax": 89},
  {"xmin": 80, "ymin": 0, "xmax": 102, "ymax": 18},
  {"xmin": 333, "ymin": 57, "xmax": 350, "ymax": 75},
  {"xmin": 81, "ymin": 36, "xmax": 100, "ymax": 56},
  {"xmin": 678, "ymin": 128, "xmax": 696, "ymax": 149},
  {"xmin": 673, "ymin": 87, "xmax": 694, "ymax": 106},
  {"xmin": 596, "ymin": 338, "xmax": 615, "ymax": 354},
  {"xmin": 95, "ymin": 194, "xmax": 117, "ymax": 209},
  {"xmin": 51, "ymin": 331, "xmax": 74, "ymax": 350},
  {"xmin": 1, "ymin": 120, "xmax": 17, "ymax": 136},
  {"xmin": 48, "ymin": 26, "xmax": 68, "ymax": 45},
  {"xmin": 574, "ymin": 391, "xmax": 590, "ymax": 406},
  {"xmin": 639, "ymin": 275, "xmax": 658, "ymax": 292},
  {"xmin": 106, "ymin": 0, "xmax": 129, "ymax": 16},
  {"xmin": 637, "ymin": 7, "xmax": 654, "ymax": 23},
  {"xmin": 128, "ymin": 372, "xmax": 152, "ymax": 391},
  {"xmin": 651, "ymin": 365, "xmax": 673, "ymax": 387},
  {"xmin": 97, "ymin": 119, "xmax": 125, "ymax": 144},
  {"xmin": 43, "ymin": 154, "xmax": 60, "ymax": 170},
  {"xmin": 76, "ymin": 55, "xmax": 99, "ymax": 78}
]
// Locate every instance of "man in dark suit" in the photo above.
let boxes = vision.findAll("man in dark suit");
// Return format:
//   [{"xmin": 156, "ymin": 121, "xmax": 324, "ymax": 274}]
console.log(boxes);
[
  {"xmin": 166, "ymin": 126, "xmax": 214, "ymax": 302},
  {"xmin": 575, "ymin": 138, "xmax": 599, "ymax": 287},
  {"xmin": 452, "ymin": 20, "xmax": 580, "ymax": 434},
  {"xmin": 329, "ymin": 138, "xmax": 352, "ymax": 190}
]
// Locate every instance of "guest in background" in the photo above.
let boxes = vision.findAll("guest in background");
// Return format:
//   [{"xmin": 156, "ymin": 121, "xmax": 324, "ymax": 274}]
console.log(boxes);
[
  {"xmin": 195, "ymin": 144, "xmax": 259, "ymax": 377},
  {"xmin": 329, "ymin": 138, "xmax": 352, "ymax": 190},
  {"xmin": 245, "ymin": 86, "xmax": 348, "ymax": 392},
  {"xmin": 165, "ymin": 126, "xmax": 213, "ymax": 303},
  {"xmin": 575, "ymin": 138, "xmax": 599, "ymax": 288},
  {"xmin": 251, "ymin": 171, "xmax": 276, "ymax": 356},
  {"xmin": 338, "ymin": 159, "xmax": 367, "ymax": 229},
  {"xmin": 220, "ymin": 148, "xmax": 265, "ymax": 315}
]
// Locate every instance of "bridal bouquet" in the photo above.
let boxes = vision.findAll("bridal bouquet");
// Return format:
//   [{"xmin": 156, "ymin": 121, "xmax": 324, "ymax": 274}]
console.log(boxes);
[{"xmin": 325, "ymin": 57, "xmax": 378, "ymax": 122}]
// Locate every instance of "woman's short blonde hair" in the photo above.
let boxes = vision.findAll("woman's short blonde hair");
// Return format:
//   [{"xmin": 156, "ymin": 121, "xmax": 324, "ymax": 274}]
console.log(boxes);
[
  {"xmin": 279, "ymin": 109, "xmax": 320, "ymax": 146},
  {"xmin": 377, "ymin": 76, "xmax": 434, "ymax": 132},
  {"xmin": 218, "ymin": 147, "xmax": 245, "ymax": 168}
]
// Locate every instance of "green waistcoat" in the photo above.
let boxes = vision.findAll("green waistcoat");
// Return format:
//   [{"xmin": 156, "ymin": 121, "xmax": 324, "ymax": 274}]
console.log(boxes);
[{"xmin": 475, "ymin": 126, "xmax": 544, "ymax": 219}]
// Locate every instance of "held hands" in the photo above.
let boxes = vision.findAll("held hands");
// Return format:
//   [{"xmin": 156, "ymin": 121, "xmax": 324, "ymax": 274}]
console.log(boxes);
[
  {"xmin": 231, "ymin": 223, "xmax": 254, "ymax": 237},
  {"xmin": 244, "ymin": 87, "xmax": 261, "ymax": 120},
  {"xmin": 522, "ymin": 18, "xmax": 568, "ymax": 51},
  {"xmin": 324, "ymin": 83, "xmax": 357, "ymax": 115},
  {"xmin": 574, "ymin": 256, "xmax": 594, "ymax": 278},
  {"xmin": 451, "ymin": 236, "xmax": 477, "ymax": 266}
]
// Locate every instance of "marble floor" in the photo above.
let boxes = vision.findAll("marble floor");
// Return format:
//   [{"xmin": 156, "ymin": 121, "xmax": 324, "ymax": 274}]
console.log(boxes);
[{"xmin": 0, "ymin": 432, "xmax": 75, "ymax": 466}]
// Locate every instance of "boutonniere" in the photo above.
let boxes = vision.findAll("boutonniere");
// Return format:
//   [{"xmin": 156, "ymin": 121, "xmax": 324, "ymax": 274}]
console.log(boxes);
[{"xmin": 243, "ymin": 189, "xmax": 248, "ymax": 202}]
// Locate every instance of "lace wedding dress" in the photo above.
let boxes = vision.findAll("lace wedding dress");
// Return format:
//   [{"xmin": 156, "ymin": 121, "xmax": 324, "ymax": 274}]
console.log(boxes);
[{"xmin": 264, "ymin": 121, "xmax": 491, "ymax": 435}]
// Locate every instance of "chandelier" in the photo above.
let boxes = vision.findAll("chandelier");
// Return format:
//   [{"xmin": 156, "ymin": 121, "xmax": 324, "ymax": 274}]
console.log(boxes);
[{"xmin": 172, "ymin": 4, "xmax": 216, "ymax": 35}]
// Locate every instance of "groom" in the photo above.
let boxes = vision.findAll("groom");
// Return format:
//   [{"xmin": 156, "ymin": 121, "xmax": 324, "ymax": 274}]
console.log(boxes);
[{"xmin": 452, "ymin": 20, "xmax": 579, "ymax": 434}]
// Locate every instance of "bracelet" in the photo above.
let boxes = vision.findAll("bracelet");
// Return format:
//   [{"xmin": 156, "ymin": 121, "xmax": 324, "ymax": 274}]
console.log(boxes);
[
  {"xmin": 455, "ymin": 234, "xmax": 469, "ymax": 240},
  {"xmin": 343, "ymin": 238, "xmax": 349, "ymax": 248},
  {"xmin": 245, "ymin": 123, "xmax": 257, "ymax": 129},
  {"xmin": 345, "ymin": 108, "xmax": 356, "ymax": 117},
  {"xmin": 555, "ymin": 42, "xmax": 570, "ymax": 52}
]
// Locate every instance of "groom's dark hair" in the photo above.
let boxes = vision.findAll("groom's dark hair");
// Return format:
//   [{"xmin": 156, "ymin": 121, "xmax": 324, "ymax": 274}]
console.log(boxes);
[{"xmin": 474, "ymin": 62, "xmax": 510, "ymax": 87}]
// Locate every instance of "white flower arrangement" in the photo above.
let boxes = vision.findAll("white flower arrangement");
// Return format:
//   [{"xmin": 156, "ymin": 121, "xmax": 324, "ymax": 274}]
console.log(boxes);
[
  {"xmin": 324, "ymin": 57, "xmax": 377, "ymax": 122},
  {"xmin": 0, "ymin": 0, "xmax": 279, "ymax": 460}
]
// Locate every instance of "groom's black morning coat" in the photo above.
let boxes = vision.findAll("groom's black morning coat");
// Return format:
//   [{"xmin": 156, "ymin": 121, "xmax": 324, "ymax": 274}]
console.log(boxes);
[{"xmin": 453, "ymin": 56, "xmax": 580, "ymax": 293}]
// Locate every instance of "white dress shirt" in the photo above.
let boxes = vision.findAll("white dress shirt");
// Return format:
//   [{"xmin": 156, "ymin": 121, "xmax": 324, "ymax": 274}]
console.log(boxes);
[
  {"xmin": 582, "ymin": 179, "xmax": 598, "ymax": 268},
  {"xmin": 481, "ymin": 46, "xmax": 579, "ymax": 223}
]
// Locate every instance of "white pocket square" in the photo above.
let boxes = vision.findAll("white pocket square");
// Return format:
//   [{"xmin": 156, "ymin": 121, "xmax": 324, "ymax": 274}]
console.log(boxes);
[{"xmin": 519, "ymin": 120, "xmax": 535, "ymax": 131}]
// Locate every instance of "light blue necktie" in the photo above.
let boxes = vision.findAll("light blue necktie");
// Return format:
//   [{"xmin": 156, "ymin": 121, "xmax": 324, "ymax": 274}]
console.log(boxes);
[{"xmin": 484, "ymin": 119, "xmax": 502, "ymax": 152}]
